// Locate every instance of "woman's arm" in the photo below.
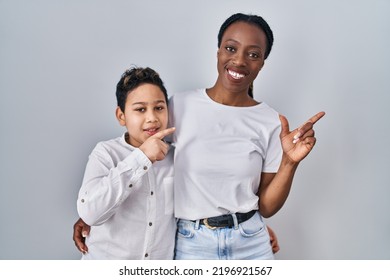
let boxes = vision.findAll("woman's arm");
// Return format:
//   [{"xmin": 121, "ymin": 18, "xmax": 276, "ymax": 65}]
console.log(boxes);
[{"xmin": 258, "ymin": 112, "xmax": 325, "ymax": 218}]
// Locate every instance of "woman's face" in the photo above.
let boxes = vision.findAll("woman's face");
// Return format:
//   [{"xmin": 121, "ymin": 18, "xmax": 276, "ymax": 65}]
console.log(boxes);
[{"xmin": 217, "ymin": 21, "xmax": 268, "ymax": 94}]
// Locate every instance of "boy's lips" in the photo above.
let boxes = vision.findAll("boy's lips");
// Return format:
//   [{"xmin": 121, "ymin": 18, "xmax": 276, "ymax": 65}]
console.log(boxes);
[{"xmin": 144, "ymin": 127, "xmax": 160, "ymax": 136}]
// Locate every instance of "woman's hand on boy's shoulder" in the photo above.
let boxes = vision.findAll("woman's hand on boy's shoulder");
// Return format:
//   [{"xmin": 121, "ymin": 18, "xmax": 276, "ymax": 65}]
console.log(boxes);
[{"xmin": 73, "ymin": 218, "xmax": 90, "ymax": 254}]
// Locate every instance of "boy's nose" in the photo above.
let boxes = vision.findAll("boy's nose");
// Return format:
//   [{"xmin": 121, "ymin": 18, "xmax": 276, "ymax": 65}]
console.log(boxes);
[{"xmin": 146, "ymin": 112, "xmax": 158, "ymax": 122}]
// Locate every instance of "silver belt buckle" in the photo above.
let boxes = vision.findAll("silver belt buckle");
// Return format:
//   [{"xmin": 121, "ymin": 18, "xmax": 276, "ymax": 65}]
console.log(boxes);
[{"xmin": 203, "ymin": 218, "xmax": 217, "ymax": 229}]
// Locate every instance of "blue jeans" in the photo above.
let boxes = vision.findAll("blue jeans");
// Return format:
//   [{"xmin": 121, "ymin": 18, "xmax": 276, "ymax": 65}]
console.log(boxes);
[{"xmin": 174, "ymin": 211, "xmax": 274, "ymax": 260}]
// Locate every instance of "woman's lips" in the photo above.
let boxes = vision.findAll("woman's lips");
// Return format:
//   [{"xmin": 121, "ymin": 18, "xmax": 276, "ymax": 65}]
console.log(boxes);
[{"xmin": 227, "ymin": 69, "xmax": 246, "ymax": 80}]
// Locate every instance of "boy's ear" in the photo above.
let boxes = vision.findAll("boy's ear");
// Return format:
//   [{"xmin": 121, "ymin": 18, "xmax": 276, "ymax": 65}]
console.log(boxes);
[{"xmin": 115, "ymin": 107, "xmax": 126, "ymax": 126}]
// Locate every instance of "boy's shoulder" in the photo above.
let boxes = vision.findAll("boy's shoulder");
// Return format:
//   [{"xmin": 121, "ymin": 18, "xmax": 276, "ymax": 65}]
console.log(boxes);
[
  {"xmin": 91, "ymin": 134, "xmax": 129, "ymax": 156},
  {"xmin": 94, "ymin": 134, "xmax": 123, "ymax": 147}
]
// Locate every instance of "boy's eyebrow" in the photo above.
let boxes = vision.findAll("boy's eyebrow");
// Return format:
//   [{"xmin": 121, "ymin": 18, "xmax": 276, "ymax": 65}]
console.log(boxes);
[{"xmin": 131, "ymin": 100, "xmax": 166, "ymax": 106}]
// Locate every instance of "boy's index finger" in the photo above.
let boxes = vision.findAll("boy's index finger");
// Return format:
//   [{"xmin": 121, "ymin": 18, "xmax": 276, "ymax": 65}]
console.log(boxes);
[
  {"xmin": 307, "ymin": 111, "xmax": 326, "ymax": 125},
  {"xmin": 153, "ymin": 127, "xmax": 176, "ymax": 140}
]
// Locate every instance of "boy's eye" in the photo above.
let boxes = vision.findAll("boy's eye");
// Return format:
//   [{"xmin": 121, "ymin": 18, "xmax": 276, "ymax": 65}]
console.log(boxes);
[{"xmin": 135, "ymin": 108, "xmax": 146, "ymax": 112}]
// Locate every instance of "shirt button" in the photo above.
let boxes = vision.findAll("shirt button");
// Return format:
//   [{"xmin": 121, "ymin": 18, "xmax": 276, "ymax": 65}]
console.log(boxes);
[
  {"xmin": 143, "ymin": 166, "xmax": 148, "ymax": 170},
  {"xmin": 81, "ymin": 199, "xmax": 85, "ymax": 203},
  {"xmin": 129, "ymin": 184, "xmax": 133, "ymax": 188},
  {"xmin": 145, "ymin": 253, "xmax": 149, "ymax": 258},
  {"xmin": 149, "ymin": 222, "xmax": 152, "ymax": 226},
  {"xmin": 151, "ymin": 191, "xmax": 154, "ymax": 195}
]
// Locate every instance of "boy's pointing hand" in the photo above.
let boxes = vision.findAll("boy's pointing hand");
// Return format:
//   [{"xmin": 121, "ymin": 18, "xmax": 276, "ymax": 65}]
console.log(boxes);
[{"xmin": 140, "ymin": 127, "xmax": 176, "ymax": 163}]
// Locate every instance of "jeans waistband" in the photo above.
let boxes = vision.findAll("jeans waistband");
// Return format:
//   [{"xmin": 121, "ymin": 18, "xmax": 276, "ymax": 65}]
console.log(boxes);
[{"xmin": 191, "ymin": 210, "xmax": 257, "ymax": 229}]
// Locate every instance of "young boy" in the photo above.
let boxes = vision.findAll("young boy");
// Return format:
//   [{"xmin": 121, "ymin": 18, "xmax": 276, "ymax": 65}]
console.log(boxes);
[{"xmin": 77, "ymin": 66, "xmax": 176, "ymax": 259}]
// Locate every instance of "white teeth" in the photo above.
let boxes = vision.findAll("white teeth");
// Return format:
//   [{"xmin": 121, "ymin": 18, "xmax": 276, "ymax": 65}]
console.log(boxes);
[{"xmin": 228, "ymin": 70, "xmax": 245, "ymax": 79}]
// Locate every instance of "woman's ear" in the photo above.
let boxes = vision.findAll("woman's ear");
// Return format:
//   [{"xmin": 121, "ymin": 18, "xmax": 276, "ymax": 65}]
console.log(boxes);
[{"xmin": 115, "ymin": 106, "xmax": 126, "ymax": 126}]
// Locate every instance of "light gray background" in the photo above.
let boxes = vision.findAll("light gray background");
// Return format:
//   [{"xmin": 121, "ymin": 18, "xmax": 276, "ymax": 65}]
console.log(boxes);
[{"xmin": 1, "ymin": 0, "xmax": 389, "ymax": 260}]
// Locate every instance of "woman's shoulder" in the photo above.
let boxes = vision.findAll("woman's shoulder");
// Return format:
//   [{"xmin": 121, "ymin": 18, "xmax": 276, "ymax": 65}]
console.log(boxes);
[
  {"xmin": 249, "ymin": 102, "xmax": 281, "ymax": 126},
  {"xmin": 170, "ymin": 88, "xmax": 204, "ymax": 100}
]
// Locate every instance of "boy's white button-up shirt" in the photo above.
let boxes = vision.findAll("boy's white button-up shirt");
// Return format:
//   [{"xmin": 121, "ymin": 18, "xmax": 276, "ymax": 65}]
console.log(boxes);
[{"xmin": 77, "ymin": 134, "xmax": 175, "ymax": 259}]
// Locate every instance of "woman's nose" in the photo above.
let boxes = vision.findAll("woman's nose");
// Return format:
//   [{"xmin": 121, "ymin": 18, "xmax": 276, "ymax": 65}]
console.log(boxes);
[{"xmin": 232, "ymin": 51, "xmax": 246, "ymax": 66}]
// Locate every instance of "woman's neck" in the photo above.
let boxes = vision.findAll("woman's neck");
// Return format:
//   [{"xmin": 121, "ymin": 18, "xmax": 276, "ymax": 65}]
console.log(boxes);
[{"xmin": 206, "ymin": 86, "xmax": 259, "ymax": 107}]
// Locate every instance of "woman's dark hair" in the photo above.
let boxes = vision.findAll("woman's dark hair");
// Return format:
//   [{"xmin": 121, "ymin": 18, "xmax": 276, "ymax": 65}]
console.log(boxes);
[
  {"xmin": 217, "ymin": 13, "xmax": 274, "ymax": 59},
  {"xmin": 116, "ymin": 66, "xmax": 168, "ymax": 112},
  {"xmin": 217, "ymin": 13, "xmax": 274, "ymax": 98}
]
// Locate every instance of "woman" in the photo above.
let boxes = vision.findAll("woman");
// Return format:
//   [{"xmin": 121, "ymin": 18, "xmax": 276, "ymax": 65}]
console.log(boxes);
[{"xmin": 170, "ymin": 13, "xmax": 324, "ymax": 260}]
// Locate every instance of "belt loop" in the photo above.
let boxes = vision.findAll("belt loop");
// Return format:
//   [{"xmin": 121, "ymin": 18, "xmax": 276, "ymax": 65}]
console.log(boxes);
[
  {"xmin": 257, "ymin": 211, "xmax": 262, "ymax": 222},
  {"xmin": 231, "ymin": 213, "xmax": 239, "ymax": 230},
  {"xmin": 194, "ymin": 219, "xmax": 200, "ymax": 230}
]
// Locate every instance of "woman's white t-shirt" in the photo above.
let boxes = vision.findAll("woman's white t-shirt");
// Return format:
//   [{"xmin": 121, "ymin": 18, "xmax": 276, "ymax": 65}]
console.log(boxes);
[{"xmin": 170, "ymin": 89, "xmax": 282, "ymax": 220}]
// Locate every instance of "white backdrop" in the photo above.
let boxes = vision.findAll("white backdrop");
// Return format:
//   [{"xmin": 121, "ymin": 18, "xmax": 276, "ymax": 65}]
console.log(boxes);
[{"xmin": 1, "ymin": 0, "xmax": 389, "ymax": 260}]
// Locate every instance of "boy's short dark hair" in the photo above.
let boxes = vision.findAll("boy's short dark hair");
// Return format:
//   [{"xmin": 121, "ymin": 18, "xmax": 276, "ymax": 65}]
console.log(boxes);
[{"xmin": 116, "ymin": 66, "xmax": 168, "ymax": 112}]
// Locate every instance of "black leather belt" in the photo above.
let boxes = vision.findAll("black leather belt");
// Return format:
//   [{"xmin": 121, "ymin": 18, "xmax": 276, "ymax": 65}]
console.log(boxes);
[{"xmin": 197, "ymin": 210, "xmax": 257, "ymax": 229}]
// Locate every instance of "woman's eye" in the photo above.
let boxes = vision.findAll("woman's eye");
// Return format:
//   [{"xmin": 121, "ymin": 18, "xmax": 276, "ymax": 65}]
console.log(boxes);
[
  {"xmin": 155, "ymin": 106, "xmax": 165, "ymax": 111},
  {"xmin": 225, "ymin": 46, "xmax": 235, "ymax": 52},
  {"xmin": 249, "ymin": 52, "xmax": 260, "ymax": 59}
]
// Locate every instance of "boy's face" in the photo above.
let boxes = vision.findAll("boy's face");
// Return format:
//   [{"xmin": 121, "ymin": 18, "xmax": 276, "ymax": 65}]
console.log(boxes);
[{"xmin": 116, "ymin": 83, "xmax": 168, "ymax": 147}]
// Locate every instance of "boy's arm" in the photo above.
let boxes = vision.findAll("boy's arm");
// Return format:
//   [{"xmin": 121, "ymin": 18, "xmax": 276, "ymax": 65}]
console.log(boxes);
[
  {"xmin": 77, "ymin": 147, "xmax": 152, "ymax": 226},
  {"xmin": 77, "ymin": 128, "xmax": 175, "ymax": 226}
]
